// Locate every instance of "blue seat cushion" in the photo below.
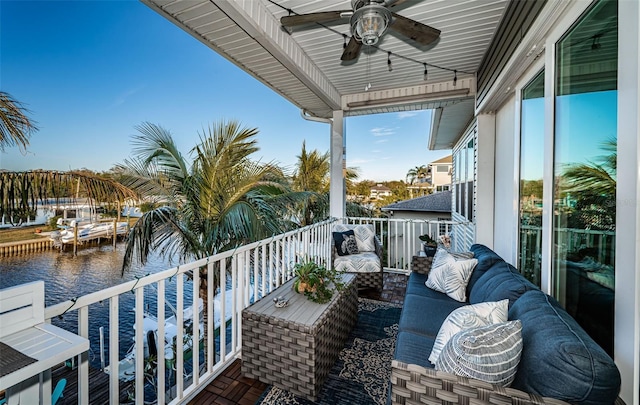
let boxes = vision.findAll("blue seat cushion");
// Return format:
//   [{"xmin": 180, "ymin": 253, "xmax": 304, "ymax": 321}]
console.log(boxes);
[
  {"xmin": 406, "ymin": 272, "xmax": 429, "ymax": 296},
  {"xmin": 394, "ymin": 331, "xmax": 435, "ymax": 369},
  {"xmin": 469, "ymin": 261, "xmax": 538, "ymax": 307},
  {"xmin": 467, "ymin": 244, "xmax": 505, "ymax": 296},
  {"xmin": 399, "ymin": 293, "xmax": 467, "ymax": 337},
  {"xmin": 509, "ymin": 290, "xmax": 621, "ymax": 405}
]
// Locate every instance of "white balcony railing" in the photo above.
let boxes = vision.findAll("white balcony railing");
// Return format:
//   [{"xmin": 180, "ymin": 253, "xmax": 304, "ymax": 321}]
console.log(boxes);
[{"xmin": 6, "ymin": 217, "xmax": 455, "ymax": 404}]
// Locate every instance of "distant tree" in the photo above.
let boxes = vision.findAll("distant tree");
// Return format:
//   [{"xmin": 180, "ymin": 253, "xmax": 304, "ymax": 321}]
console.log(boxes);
[
  {"xmin": 291, "ymin": 142, "xmax": 367, "ymax": 225},
  {"xmin": 385, "ymin": 180, "xmax": 410, "ymax": 201},
  {"xmin": 350, "ymin": 180, "xmax": 375, "ymax": 201},
  {"xmin": 406, "ymin": 165, "xmax": 428, "ymax": 184},
  {"xmin": 0, "ymin": 91, "xmax": 38, "ymax": 152},
  {"xmin": 562, "ymin": 138, "xmax": 617, "ymax": 231},
  {"xmin": 292, "ymin": 141, "xmax": 330, "ymax": 193},
  {"xmin": 520, "ymin": 179, "xmax": 543, "ymax": 199}
]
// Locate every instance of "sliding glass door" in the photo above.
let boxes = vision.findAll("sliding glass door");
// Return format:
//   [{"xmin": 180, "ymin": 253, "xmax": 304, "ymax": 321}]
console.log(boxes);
[{"xmin": 553, "ymin": 0, "xmax": 617, "ymax": 356}]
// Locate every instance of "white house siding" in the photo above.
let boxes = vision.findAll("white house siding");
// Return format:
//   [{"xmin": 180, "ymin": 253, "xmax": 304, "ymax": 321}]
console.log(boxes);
[{"xmin": 492, "ymin": 95, "xmax": 518, "ymax": 264}]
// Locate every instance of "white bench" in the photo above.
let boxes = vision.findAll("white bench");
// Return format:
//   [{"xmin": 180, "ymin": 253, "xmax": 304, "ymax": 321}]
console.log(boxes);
[{"xmin": 0, "ymin": 281, "xmax": 88, "ymax": 405}]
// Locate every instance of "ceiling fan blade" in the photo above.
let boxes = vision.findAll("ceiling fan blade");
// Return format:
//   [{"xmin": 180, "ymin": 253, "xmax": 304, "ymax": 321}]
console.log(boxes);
[
  {"xmin": 384, "ymin": 0, "xmax": 411, "ymax": 8},
  {"xmin": 281, "ymin": 11, "xmax": 350, "ymax": 27},
  {"xmin": 390, "ymin": 13, "xmax": 440, "ymax": 45},
  {"xmin": 341, "ymin": 37, "xmax": 362, "ymax": 61}
]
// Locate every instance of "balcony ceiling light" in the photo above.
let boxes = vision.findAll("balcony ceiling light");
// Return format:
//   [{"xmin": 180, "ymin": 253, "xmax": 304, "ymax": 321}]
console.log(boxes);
[{"xmin": 350, "ymin": 4, "xmax": 392, "ymax": 46}]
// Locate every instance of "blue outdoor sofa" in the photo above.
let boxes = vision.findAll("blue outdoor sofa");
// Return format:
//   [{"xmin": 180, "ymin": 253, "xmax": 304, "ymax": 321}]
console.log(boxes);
[{"xmin": 389, "ymin": 244, "xmax": 622, "ymax": 405}]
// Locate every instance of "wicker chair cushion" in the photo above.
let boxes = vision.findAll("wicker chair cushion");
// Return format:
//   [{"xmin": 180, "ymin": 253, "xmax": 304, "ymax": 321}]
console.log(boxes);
[
  {"xmin": 429, "ymin": 299, "xmax": 508, "ymax": 364},
  {"xmin": 435, "ymin": 320, "xmax": 523, "ymax": 387},
  {"xmin": 399, "ymin": 293, "xmax": 466, "ymax": 337},
  {"xmin": 469, "ymin": 260, "xmax": 538, "ymax": 307},
  {"xmin": 509, "ymin": 290, "xmax": 621, "ymax": 405},
  {"xmin": 333, "ymin": 251, "xmax": 380, "ymax": 273},
  {"xmin": 425, "ymin": 249, "xmax": 478, "ymax": 302},
  {"xmin": 332, "ymin": 224, "xmax": 376, "ymax": 252}
]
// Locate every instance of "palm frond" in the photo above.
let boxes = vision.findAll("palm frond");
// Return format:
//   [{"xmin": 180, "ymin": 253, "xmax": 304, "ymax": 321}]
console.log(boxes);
[
  {"xmin": 0, "ymin": 92, "xmax": 38, "ymax": 152},
  {"xmin": 0, "ymin": 170, "xmax": 137, "ymax": 222}
]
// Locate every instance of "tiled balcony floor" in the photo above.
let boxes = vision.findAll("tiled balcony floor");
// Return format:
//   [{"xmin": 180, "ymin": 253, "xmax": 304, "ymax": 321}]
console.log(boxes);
[{"xmin": 188, "ymin": 272, "xmax": 408, "ymax": 405}]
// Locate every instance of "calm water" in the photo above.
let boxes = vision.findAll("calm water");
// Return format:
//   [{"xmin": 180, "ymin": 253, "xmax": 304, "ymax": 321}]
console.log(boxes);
[{"xmin": 0, "ymin": 243, "xmax": 196, "ymax": 368}]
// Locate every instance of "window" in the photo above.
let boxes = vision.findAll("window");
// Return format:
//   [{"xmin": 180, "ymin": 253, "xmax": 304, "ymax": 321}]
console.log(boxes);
[
  {"xmin": 552, "ymin": 0, "xmax": 617, "ymax": 356},
  {"xmin": 453, "ymin": 134, "xmax": 475, "ymax": 222},
  {"xmin": 518, "ymin": 71, "xmax": 545, "ymax": 286},
  {"xmin": 436, "ymin": 165, "xmax": 448, "ymax": 172}
]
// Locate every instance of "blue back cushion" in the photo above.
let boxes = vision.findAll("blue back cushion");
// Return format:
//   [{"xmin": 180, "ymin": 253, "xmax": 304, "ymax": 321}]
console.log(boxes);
[
  {"xmin": 467, "ymin": 244, "xmax": 504, "ymax": 296},
  {"xmin": 509, "ymin": 290, "xmax": 621, "ymax": 405},
  {"xmin": 469, "ymin": 261, "xmax": 538, "ymax": 307}
]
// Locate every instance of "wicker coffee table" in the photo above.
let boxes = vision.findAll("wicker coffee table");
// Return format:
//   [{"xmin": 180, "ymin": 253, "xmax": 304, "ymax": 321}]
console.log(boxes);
[{"xmin": 241, "ymin": 273, "xmax": 357, "ymax": 401}]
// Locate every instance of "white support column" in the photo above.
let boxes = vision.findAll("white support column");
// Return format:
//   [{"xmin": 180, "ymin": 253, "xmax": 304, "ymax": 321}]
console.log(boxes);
[
  {"xmin": 330, "ymin": 110, "xmax": 346, "ymax": 220},
  {"xmin": 475, "ymin": 113, "xmax": 496, "ymax": 247},
  {"xmin": 616, "ymin": 1, "xmax": 640, "ymax": 403}
]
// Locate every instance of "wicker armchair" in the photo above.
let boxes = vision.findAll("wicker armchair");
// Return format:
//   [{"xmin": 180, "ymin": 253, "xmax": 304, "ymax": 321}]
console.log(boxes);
[{"xmin": 331, "ymin": 224, "xmax": 383, "ymax": 291}]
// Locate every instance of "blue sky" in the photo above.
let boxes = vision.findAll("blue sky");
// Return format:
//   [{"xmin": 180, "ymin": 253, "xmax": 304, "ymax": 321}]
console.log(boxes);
[{"xmin": 1, "ymin": 0, "xmax": 448, "ymax": 182}]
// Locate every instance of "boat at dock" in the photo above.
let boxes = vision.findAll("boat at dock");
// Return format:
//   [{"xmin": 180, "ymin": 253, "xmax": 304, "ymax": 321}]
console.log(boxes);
[{"xmin": 49, "ymin": 220, "xmax": 129, "ymax": 245}]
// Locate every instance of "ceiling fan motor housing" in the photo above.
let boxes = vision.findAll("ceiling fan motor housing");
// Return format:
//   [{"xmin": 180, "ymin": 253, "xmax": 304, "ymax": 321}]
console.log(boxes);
[{"xmin": 350, "ymin": 3, "xmax": 392, "ymax": 46}]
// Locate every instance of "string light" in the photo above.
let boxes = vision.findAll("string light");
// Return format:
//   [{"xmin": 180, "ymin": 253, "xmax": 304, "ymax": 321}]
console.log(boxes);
[
  {"xmin": 453, "ymin": 70, "xmax": 457, "ymax": 86},
  {"xmin": 423, "ymin": 63, "xmax": 428, "ymax": 80},
  {"xmin": 343, "ymin": 34, "xmax": 348, "ymax": 49},
  {"xmin": 387, "ymin": 52, "xmax": 393, "ymax": 72}
]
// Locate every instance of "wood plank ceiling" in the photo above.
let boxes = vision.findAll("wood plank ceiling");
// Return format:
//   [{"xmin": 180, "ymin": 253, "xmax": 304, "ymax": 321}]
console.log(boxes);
[{"xmin": 143, "ymin": 0, "xmax": 509, "ymax": 120}]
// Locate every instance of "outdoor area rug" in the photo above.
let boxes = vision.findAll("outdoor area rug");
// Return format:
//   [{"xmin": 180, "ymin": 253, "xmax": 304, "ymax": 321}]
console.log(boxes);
[{"xmin": 256, "ymin": 298, "xmax": 402, "ymax": 405}]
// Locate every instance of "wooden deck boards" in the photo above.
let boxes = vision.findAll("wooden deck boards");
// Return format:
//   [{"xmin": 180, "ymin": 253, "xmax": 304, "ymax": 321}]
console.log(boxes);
[{"xmin": 188, "ymin": 272, "xmax": 408, "ymax": 404}]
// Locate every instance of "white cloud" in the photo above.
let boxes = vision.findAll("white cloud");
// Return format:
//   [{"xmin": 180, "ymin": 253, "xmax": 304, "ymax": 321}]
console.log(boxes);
[
  {"xmin": 370, "ymin": 127, "xmax": 395, "ymax": 137},
  {"xmin": 111, "ymin": 85, "xmax": 144, "ymax": 107},
  {"xmin": 371, "ymin": 149, "xmax": 381, "ymax": 153},
  {"xmin": 397, "ymin": 111, "xmax": 418, "ymax": 119},
  {"xmin": 375, "ymin": 139, "xmax": 389, "ymax": 144}
]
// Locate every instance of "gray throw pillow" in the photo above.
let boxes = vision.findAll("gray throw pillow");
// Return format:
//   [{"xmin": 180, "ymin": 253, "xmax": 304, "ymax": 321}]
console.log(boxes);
[{"xmin": 435, "ymin": 320, "xmax": 523, "ymax": 387}]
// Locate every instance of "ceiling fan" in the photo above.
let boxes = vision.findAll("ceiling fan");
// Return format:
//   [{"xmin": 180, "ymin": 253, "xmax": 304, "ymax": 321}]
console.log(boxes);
[{"xmin": 280, "ymin": 0, "xmax": 440, "ymax": 61}]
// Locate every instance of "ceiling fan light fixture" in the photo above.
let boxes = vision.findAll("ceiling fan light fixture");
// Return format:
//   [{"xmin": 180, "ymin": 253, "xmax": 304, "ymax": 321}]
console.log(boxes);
[{"xmin": 351, "ymin": 4, "xmax": 391, "ymax": 46}]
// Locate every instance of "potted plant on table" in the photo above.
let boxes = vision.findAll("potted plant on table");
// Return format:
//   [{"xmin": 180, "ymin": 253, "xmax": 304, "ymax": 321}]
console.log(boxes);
[
  {"xmin": 419, "ymin": 234, "xmax": 438, "ymax": 257},
  {"xmin": 293, "ymin": 258, "xmax": 344, "ymax": 304}
]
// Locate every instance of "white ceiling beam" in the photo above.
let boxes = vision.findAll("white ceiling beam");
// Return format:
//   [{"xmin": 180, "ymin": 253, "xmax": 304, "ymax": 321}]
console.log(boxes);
[{"xmin": 212, "ymin": 0, "xmax": 342, "ymax": 110}]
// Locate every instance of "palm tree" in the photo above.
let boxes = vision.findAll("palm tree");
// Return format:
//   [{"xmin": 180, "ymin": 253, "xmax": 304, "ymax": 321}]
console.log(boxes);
[
  {"xmin": 563, "ymin": 138, "xmax": 616, "ymax": 198},
  {"xmin": 118, "ymin": 121, "xmax": 296, "ymax": 272},
  {"xmin": 292, "ymin": 141, "xmax": 330, "ymax": 193},
  {"xmin": 406, "ymin": 165, "xmax": 428, "ymax": 185},
  {"xmin": 0, "ymin": 91, "xmax": 38, "ymax": 152},
  {"xmin": 563, "ymin": 138, "xmax": 617, "ymax": 231},
  {"xmin": 291, "ymin": 142, "xmax": 367, "ymax": 225}
]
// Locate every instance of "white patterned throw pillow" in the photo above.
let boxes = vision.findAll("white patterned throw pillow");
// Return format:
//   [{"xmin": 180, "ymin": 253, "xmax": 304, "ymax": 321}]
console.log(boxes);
[
  {"xmin": 425, "ymin": 249, "xmax": 478, "ymax": 302},
  {"xmin": 435, "ymin": 320, "xmax": 523, "ymax": 387},
  {"xmin": 429, "ymin": 299, "xmax": 508, "ymax": 364}
]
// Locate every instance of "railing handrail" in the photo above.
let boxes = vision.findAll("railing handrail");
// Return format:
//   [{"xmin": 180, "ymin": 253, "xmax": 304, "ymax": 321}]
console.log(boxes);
[{"xmin": 45, "ymin": 217, "xmax": 337, "ymax": 320}]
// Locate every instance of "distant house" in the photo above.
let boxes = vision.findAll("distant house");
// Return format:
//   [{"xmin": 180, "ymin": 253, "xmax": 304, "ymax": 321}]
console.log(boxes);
[
  {"xmin": 381, "ymin": 191, "xmax": 452, "ymax": 258},
  {"xmin": 369, "ymin": 184, "xmax": 392, "ymax": 200},
  {"xmin": 429, "ymin": 155, "xmax": 452, "ymax": 192},
  {"xmin": 407, "ymin": 155, "xmax": 452, "ymax": 197},
  {"xmin": 382, "ymin": 190, "xmax": 452, "ymax": 235}
]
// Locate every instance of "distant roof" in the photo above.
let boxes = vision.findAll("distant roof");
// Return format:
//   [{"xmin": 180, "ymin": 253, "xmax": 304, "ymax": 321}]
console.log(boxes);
[
  {"xmin": 431, "ymin": 155, "xmax": 453, "ymax": 164},
  {"xmin": 381, "ymin": 190, "xmax": 452, "ymax": 213},
  {"xmin": 371, "ymin": 184, "xmax": 391, "ymax": 191}
]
